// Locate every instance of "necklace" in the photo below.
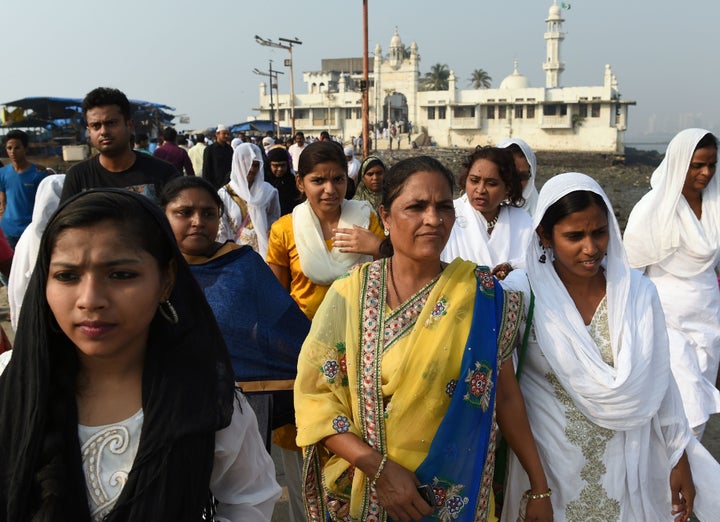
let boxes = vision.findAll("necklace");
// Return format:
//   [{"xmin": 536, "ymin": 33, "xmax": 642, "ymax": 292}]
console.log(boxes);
[
  {"xmin": 486, "ymin": 212, "xmax": 499, "ymax": 234},
  {"xmin": 388, "ymin": 257, "xmax": 402, "ymax": 304}
]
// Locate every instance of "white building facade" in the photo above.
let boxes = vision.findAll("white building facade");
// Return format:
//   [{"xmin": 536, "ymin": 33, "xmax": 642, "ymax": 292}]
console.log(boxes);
[{"xmin": 255, "ymin": 1, "xmax": 635, "ymax": 153}]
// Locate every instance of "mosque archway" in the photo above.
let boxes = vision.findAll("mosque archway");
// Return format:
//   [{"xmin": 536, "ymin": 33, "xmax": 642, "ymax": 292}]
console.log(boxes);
[{"xmin": 382, "ymin": 92, "xmax": 409, "ymax": 131}]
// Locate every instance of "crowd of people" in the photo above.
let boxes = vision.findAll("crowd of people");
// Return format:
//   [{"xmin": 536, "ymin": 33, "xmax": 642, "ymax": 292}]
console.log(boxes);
[{"xmin": 0, "ymin": 86, "xmax": 719, "ymax": 522}]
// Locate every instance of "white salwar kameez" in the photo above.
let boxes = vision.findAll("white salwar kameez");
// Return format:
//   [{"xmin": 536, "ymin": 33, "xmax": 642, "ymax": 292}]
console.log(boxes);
[
  {"xmin": 624, "ymin": 128, "xmax": 720, "ymax": 434},
  {"xmin": 501, "ymin": 173, "xmax": 711, "ymax": 521},
  {"xmin": 441, "ymin": 195, "xmax": 532, "ymax": 269}
]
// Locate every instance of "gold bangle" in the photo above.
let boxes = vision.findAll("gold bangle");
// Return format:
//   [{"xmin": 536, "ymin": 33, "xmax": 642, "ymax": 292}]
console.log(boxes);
[
  {"xmin": 370, "ymin": 455, "xmax": 388, "ymax": 487},
  {"xmin": 523, "ymin": 488, "xmax": 553, "ymax": 500}
]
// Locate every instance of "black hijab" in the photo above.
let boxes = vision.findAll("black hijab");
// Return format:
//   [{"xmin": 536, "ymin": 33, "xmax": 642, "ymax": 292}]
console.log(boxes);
[{"xmin": 0, "ymin": 189, "xmax": 235, "ymax": 521}]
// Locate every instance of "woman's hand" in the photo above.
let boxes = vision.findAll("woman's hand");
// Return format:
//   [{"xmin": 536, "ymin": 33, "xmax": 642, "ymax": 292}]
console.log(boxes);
[
  {"xmin": 670, "ymin": 451, "xmax": 694, "ymax": 522},
  {"xmin": 333, "ymin": 225, "xmax": 383, "ymax": 257},
  {"xmin": 492, "ymin": 262, "xmax": 513, "ymax": 280},
  {"xmin": 523, "ymin": 496, "xmax": 554, "ymax": 521},
  {"xmin": 374, "ymin": 459, "xmax": 434, "ymax": 521}
]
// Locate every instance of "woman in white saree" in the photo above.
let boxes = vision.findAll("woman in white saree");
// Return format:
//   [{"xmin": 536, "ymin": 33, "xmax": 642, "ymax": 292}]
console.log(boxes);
[
  {"xmin": 501, "ymin": 173, "xmax": 700, "ymax": 521},
  {"xmin": 624, "ymin": 129, "xmax": 720, "ymax": 440}
]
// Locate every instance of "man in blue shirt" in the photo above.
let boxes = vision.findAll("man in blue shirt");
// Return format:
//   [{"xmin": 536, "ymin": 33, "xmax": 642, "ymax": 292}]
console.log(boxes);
[{"xmin": 0, "ymin": 130, "xmax": 46, "ymax": 248}]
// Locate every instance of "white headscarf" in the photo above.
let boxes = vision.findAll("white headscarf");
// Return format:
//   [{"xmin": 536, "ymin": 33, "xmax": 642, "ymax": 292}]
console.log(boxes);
[
  {"xmin": 8, "ymin": 174, "xmax": 65, "ymax": 332},
  {"xmin": 292, "ymin": 199, "xmax": 373, "ymax": 285},
  {"xmin": 228, "ymin": 143, "xmax": 278, "ymax": 258},
  {"xmin": 497, "ymin": 137, "xmax": 538, "ymax": 215},
  {"xmin": 624, "ymin": 128, "xmax": 720, "ymax": 277},
  {"xmin": 525, "ymin": 172, "xmax": 671, "ymax": 430}
]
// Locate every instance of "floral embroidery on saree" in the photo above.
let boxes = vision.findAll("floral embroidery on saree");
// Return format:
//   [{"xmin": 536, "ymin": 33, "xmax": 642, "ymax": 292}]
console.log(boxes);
[
  {"xmin": 546, "ymin": 373, "xmax": 621, "ymax": 522},
  {"xmin": 425, "ymin": 296, "xmax": 449, "ymax": 327},
  {"xmin": 431, "ymin": 478, "xmax": 471, "ymax": 522},
  {"xmin": 320, "ymin": 342, "xmax": 349, "ymax": 386},
  {"xmin": 463, "ymin": 361, "xmax": 494, "ymax": 411}
]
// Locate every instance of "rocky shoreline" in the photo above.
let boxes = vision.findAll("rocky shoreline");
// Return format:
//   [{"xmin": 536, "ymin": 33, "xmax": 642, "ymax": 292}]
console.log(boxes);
[{"xmin": 372, "ymin": 146, "xmax": 663, "ymax": 230}]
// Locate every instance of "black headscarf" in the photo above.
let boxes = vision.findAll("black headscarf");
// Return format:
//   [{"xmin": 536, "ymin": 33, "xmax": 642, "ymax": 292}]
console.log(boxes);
[{"xmin": 0, "ymin": 189, "xmax": 235, "ymax": 521}]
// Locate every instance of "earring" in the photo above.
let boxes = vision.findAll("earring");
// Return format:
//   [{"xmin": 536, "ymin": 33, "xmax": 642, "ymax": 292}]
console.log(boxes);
[
  {"xmin": 384, "ymin": 227, "xmax": 389, "ymax": 237},
  {"xmin": 538, "ymin": 237, "xmax": 548, "ymax": 263},
  {"xmin": 159, "ymin": 300, "xmax": 179, "ymax": 324}
]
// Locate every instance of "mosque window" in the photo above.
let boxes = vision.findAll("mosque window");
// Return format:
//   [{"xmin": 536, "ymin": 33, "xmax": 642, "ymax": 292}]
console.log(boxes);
[
  {"xmin": 487, "ymin": 106, "xmax": 495, "ymax": 119},
  {"xmin": 526, "ymin": 106, "xmax": 535, "ymax": 119},
  {"xmin": 428, "ymin": 107, "xmax": 436, "ymax": 119},
  {"xmin": 515, "ymin": 105, "xmax": 524, "ymax": 119},
  {"xmin": 295, "ymin": 109, "xmax": 308, "ymax": 119},
  {"xmin": 591, "ymin": 104, "xmax": 601, "ymax": 117},
  {"xmin": 345, "ymin": 108, "xmax": 353, "ymax": 119},
  {"xmin": 579, "ymin": 104, "xmax": 588, "ymax": 118},
  {"xmin": 498, "ymin": 106, "xmax": 507, "ymax": 119},
  {"xmin": 453, "ymin": 106, "xmax": 476, "ymax": 118},
  {"xmin": 543, "ymin": 104, "xmax": 567, "ymax": 116},
  {"xmin": 438, "ymin": 107, "xmax": 447, "ymax": 119}
]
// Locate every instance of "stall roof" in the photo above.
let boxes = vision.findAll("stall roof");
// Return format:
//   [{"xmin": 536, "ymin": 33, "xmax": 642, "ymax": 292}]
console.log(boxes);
[{"xmin": 230, "ymin": 120, "xmax": 291, "ymax": 135}]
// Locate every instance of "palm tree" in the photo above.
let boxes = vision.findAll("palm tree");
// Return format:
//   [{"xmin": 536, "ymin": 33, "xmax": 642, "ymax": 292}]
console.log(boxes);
[
  {"xmin": 420, "ymin": 63, "xmax": 450, "ymax": 91},
  {"xmin": 469, "ymin": 69, "xmax": 492, "ymax": 89}
]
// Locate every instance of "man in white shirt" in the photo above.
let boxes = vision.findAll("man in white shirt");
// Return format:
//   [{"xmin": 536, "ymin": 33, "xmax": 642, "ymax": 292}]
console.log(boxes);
[{"xmin": 288, "ymin": 132, "xmax": 306, "ymax": 172}]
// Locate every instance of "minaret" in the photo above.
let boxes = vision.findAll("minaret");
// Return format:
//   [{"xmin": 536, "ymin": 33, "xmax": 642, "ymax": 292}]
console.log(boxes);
[{"xmin": 543, "ymin": 0, "xmax": 565, "ymax": 88}]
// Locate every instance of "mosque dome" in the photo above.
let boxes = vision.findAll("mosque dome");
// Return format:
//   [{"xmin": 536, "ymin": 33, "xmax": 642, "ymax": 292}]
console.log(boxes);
[
  {"xmin": 390, "ymin": 28, "xmax": 402, "ymax": 48},
  {"xmin": 548, "ymin": 1, "xmax": 562, "ymax": 18},
  {"xmin": 499, "ymin": 61, "xmax": 531, "ymax": 89}
]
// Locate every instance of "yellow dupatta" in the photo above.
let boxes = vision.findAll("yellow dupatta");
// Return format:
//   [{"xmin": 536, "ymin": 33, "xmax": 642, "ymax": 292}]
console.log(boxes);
[{"xmin": 295, "ymin": 258, "xmax": 486, "ymax": 520}]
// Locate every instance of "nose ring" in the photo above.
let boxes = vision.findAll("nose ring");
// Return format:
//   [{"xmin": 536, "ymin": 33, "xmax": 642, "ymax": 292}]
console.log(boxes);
[{"xmin": 439, "ymin": 218, "xmax": 444, "ymax": 223}]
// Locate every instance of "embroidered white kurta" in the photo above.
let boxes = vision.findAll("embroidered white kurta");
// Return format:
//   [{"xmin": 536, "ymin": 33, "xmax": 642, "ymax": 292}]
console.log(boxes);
[
  {"xmin": 501, "ymin": 273, "xmax": 690, "ymax": 521},
  {"xmin": 501, "ymin": 173, "xmax": 695, "ymax": 521}
]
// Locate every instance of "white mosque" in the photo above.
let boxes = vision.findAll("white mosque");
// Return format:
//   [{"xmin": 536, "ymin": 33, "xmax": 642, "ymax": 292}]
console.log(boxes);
[{"xmin": 255, "ymin": 1, "xmax": 635, "ymax": 153}]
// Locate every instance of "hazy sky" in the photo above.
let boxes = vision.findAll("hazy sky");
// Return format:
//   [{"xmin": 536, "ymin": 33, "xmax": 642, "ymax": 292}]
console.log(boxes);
[{"xmin": 3, "ymin": 0, "xmax": 717, "ymax": 141}]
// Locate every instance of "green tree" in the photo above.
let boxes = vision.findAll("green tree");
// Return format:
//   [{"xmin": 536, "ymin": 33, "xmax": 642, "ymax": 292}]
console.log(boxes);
[
  {"xmin": 420, "ymin": 63, "xmax": 450, "ymax": 91},
  {"xmin": 469, "ymin": 68, "xmax": 492, "ymax": 89}
]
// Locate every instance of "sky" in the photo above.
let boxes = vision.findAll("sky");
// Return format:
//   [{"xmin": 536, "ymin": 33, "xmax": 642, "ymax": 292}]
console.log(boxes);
[{"xmin": 3, "ymin": 0, "xmax": 718, "ymax": 142}]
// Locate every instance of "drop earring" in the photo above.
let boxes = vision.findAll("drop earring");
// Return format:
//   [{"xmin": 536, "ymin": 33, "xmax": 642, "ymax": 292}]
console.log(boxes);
[{"xmin": 538, "ymin": 238, "xmax": 547, "ymax": 264}]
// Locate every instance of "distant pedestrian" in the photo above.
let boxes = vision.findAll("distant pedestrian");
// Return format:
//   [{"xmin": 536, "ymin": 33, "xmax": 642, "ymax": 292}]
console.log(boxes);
[
  {"xmin": 154, "ymin": 127, "xmax": 195, "ymax": 176},
  {"xmin": 265, "ymin": 146, "xmax": 300, "ymax": 215},
  {"xmin": 288, "ymin": 131, "xmax": 307, "ymax": 172},
  {"xmin": 188, "ymin": 133, "xmax": 207, "ymax": 176},
  {"xmin": 0, "ymin": 130, "xmax": 47, "ymax": 248},
  {"xmin": 203, "ymin": 124, "xmax": 234, "ymax": 189},
  {"xmin": 344, "ymin": 146, "xmax": 360, "ymax": 183},
  {"xmin": 133, "ymin": 133, "xmax": 151, "ymax": 155}
]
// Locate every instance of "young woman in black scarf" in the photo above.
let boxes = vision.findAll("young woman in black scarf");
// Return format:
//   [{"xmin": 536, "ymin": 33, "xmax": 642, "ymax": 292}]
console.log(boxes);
[{"xmin": 0, "ymin": 189, "xmax": 280, "ymax": 521}]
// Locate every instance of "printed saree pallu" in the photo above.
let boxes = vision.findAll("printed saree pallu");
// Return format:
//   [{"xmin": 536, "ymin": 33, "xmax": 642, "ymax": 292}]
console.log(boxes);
[{"xmin": 296, "ymin": 258, "xmax": 521, "ymax": 522}]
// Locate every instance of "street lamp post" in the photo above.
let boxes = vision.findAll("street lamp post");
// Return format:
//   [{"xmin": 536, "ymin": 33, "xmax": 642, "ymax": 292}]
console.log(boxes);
[
  {"xmin": 253, "ymin": 61, "xmax": 284, "ymax": 139},
  {"xmin": 255, "ymin": 35, "xmax": 303, "ymax": 136},
  {"xmin": 361, "ymin": 0, "xmax": 370, "ymax": 156}
]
